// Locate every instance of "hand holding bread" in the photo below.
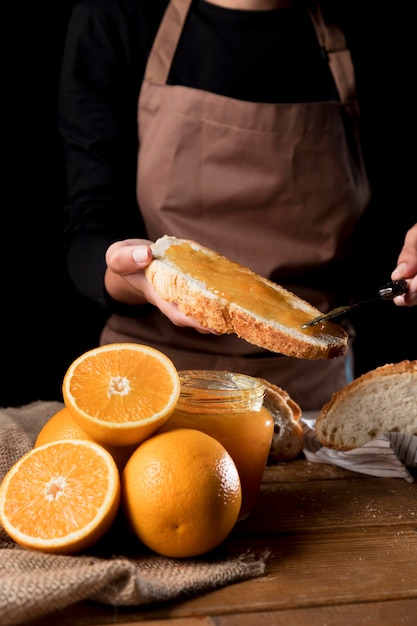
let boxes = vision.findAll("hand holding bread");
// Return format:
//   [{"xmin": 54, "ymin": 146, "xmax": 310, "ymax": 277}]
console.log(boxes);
[{"xmin": 145, "ymin": 236, "xmax": 348, "ymax": 360}]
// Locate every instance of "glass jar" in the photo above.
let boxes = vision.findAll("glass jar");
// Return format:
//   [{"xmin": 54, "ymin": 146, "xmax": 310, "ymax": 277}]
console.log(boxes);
[{"xmin": 163, "ymin": 370, "xmax": 274, "ymax": 520}]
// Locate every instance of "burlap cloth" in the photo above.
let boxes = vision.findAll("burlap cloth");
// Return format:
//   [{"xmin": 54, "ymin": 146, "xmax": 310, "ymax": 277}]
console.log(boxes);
[{"xmin": 0, "ymin": 401, "xmax": 268, "ymax": 626}]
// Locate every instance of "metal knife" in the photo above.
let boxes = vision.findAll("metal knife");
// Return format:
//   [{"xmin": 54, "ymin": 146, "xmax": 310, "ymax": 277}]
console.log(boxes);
[{"xmin": 301, "ymin": 279, "xmax": 408, "ymax": 328}]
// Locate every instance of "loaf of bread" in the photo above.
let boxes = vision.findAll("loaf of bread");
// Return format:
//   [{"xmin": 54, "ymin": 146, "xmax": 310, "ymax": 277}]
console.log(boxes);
[
  {"xmin": 315, "ymin": 360, "xmax": 417, "ymax": 450},
  {"xmin": 146, "ymin": 236, "xmax": 348, "ymax": 360},
  {"xmin": 261, "ymin": 379, "xmax": 304, "ymax": 463}
]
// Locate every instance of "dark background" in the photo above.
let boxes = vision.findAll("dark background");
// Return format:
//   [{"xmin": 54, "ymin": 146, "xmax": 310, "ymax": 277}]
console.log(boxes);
[{"xmin": 2, "ymin": 2, "xmax": 415, "ymax": 408}]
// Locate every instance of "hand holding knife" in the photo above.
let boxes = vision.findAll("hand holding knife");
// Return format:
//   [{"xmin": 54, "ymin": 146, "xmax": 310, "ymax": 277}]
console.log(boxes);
[{"xmin": 302, "ymin": 279, "xmax": 408, "ymax": 328}]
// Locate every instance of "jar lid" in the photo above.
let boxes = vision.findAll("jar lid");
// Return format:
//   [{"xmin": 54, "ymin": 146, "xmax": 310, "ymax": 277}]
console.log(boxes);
[{"xmin": 177, "ymin": 370, "xmax": 265, "ymax": 411}]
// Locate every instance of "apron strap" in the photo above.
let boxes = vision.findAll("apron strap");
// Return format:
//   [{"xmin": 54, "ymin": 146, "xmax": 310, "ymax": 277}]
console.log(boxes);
[
  {"xmin": 144, "ymin": 0, "xmax": 193, "ymax": 84},
  {"xmin": 307, "ymin": 0, "xmax": 357, "ymax": 104}
]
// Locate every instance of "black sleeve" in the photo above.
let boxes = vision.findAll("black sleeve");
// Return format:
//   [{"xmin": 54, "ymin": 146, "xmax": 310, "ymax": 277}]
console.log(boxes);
[{"xmin": 58, "ymin": 0, "xmax": 167, "ymax": 310}]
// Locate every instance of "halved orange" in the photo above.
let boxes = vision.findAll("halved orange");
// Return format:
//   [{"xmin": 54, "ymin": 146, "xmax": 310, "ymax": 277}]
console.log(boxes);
[
  {"xmin": 0, "ymin": 440, "xmax": 120, "ymax": 554},
  {"xmin": 62, "ymin": 343, "xmax": 181, "ymax": 446}
]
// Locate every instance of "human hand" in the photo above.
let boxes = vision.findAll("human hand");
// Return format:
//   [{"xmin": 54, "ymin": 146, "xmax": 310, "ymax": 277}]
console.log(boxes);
[
  {"xmin": 391, "ymin": 223, "xmax": 417, "ymax": 306},
  {"xmin": 105, "ymin": 239, "xmax": 217, "ymax": 333}
]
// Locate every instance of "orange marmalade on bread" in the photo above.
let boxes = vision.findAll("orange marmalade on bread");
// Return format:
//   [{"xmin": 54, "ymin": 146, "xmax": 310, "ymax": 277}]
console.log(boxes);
[{"xmin": 165, "ymin": 241, "xmax": 339, "ymax": 337}]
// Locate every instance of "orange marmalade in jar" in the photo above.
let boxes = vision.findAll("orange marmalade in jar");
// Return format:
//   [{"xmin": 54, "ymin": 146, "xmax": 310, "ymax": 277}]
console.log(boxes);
[{"xmin": 163, "ymin": 370, "xmax": 274, "ymax": 520}]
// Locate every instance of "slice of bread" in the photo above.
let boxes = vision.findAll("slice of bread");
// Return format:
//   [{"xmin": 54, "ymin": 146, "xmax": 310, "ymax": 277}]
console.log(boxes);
[
  {"xmin": 261, "ymin": 379, "xmax": 304, "ymax": 463},
  {"xmin": 315, "ymin": 360, "xmax": 417, "ymax": 450},
  {"xmin": 146, "ymin": 236, "xmax": 348, "ymax": 360}
]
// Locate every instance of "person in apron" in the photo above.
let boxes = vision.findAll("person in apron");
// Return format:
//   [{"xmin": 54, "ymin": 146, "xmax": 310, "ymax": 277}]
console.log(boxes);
[{"xmin": 59, "ymin": 0, "xmax": 417, "ymax": 410}]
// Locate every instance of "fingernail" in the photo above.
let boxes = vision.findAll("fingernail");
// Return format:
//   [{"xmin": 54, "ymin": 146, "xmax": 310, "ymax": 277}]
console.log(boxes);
[
  {"xmin": 132, "ymin": 247, "xmax": 148, "ymax": 264},
  {"xmin": 392, "ymin": 262, "xmax": 407, "ymax": 277}
]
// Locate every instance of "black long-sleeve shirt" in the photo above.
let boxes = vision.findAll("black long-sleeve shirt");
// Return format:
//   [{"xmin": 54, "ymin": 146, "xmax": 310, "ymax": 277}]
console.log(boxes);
[{"xmin": 59, "ymin": 0, "xmax": 344, "ymax": 311}]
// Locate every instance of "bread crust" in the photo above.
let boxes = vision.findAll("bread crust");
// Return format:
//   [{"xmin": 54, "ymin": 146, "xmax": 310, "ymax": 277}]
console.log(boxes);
[
  {"xmin": 315, "ymin": 360, "xmax": 417, "ymax": 450},
  {"xmin": 146, "ymin": 236, "xmax": 348, "ymax": 360},
  {"xmin": 260, "ymin": 379, "xmax": 304, "ymax": 463}
]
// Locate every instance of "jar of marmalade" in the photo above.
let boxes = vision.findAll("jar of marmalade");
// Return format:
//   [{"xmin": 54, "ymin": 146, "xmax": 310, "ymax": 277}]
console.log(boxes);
[{"xmin": 163, "ymin": 370, "xmax": 274, "ymax": 520}]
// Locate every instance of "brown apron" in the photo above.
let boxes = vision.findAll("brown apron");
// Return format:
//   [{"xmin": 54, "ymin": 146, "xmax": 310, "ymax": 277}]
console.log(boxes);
[{"xmin": 101, "ymin": 0, "xmax": 372, "ymax": 410}]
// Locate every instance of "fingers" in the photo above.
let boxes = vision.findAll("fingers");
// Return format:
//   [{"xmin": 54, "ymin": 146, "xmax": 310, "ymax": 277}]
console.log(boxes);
[
  {"xmin": 106, "ymin": 242, "xmax": 220, "ymax": 334},
  {"xmin": 392, "ymin": 276, "xmax": 417, "ymax": 307},
  {"xmin": 106, "ymin": 239, "xmax": 153, "ymax": 275},
  {"xmin": 104, "ymin": 240, "xmax": 154, "ymax": 306},
  {"xmin": 391, "ymin": 224, "xmax": 417, "ymax": 307}
]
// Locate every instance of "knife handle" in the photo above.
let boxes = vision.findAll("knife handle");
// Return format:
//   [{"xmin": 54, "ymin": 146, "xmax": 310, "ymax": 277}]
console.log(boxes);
[{"xmin": 378, "ymin": 279, "xmax": 408, "ymax": 300}]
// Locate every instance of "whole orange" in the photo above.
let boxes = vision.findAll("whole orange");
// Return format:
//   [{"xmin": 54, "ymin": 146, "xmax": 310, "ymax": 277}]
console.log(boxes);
[
  {"xmin": 35, "ymin": 408, "xmax": 94, "ymax": 446},
  {"xmin": 121, "ymin": 428, "xmax": 242, "ymax": 557},
  {"xmin": 35, "ymin": 407, "xmax": 137, "ymax": 472}
]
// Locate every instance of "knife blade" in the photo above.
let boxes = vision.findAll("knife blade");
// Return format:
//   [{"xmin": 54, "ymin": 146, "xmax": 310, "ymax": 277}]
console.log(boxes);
[{"xmin": 301, "ymin": 279, "xmax": 408, "ymax": 328}]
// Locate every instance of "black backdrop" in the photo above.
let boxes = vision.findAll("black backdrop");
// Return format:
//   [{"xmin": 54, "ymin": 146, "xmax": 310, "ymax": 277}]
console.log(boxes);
[{"xmin": 2, "ymin": 2, "xmax": 415, "ymax": 408}]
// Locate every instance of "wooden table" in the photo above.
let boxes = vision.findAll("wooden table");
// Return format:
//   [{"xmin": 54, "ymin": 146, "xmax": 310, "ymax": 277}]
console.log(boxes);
[{"xmin": 27, "ymin": 459, "xmax": 417, "ymax": 625}]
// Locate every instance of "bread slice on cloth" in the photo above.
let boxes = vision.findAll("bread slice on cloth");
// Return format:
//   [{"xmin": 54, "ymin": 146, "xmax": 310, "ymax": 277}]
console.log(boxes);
[
  {"xmin": 146, "ymin": 236, "xmax": 348, "ymax": 360},
  {"xmin": 315, "ymin": 360, "xmax": 417, "ymax": 451},
  {"xmin": 261, "ymin": 379, "xmax": 304, "ymax": 463}
]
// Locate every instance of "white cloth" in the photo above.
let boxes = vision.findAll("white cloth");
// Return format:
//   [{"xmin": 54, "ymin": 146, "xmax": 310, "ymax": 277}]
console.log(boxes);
[{"xmin": 302, "ymin": 413, "xmax": 417, "ymax": 484}]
